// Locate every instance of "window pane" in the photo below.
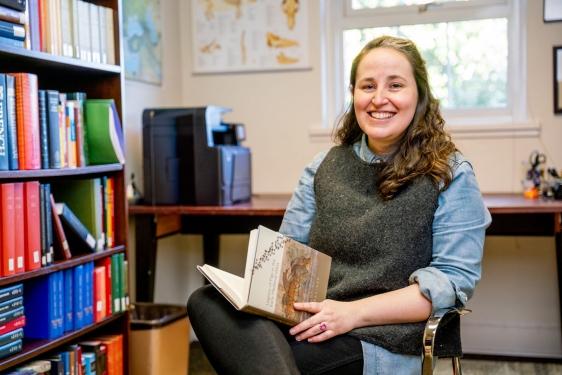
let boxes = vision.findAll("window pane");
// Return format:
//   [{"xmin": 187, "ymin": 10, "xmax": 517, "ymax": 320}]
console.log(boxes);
[
  {"xmin": 342, "ymin": 18, "xmax": 508, "ymax": 109},
  {"xmin": 351, "ymin": 0, "xmax": 468, "ymax": 10}
]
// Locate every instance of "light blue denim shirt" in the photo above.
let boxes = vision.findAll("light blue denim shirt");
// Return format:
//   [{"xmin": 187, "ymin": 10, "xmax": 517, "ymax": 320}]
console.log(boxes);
[{"xmin": 279, "ymin": 134, "xmax": 492, "ymax": 315}]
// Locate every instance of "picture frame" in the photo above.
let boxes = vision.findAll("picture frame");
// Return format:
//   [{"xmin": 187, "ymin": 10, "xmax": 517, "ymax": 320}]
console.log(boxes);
[
  {"xmin": 544, "ymin": 0, "xmax": 562, "ymax": 23},
  {"xmin": 552, "ymin": 46, "xmax": 562, "ymax": 113}
]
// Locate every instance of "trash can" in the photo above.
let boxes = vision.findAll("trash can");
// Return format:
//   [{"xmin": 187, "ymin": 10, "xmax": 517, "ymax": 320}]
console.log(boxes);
[{"xmin": 129, "ymin": 302, "xmax": 190, "ymax": 375}]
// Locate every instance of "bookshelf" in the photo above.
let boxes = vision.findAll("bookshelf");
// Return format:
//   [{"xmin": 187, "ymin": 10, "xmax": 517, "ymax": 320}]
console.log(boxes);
[{"xmin": 0, "ymin": 0, "xmax": 129, "ymax": 372}]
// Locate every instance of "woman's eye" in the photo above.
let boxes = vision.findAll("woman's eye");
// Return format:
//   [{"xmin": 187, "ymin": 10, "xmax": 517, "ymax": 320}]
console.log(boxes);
[
  {"xmin": 390, "ymin": 83, "xmax": 402, "ymax": 89},
  {"xmin": 363, "ymin": 84, "xmax": 374, "ymax": 90}
]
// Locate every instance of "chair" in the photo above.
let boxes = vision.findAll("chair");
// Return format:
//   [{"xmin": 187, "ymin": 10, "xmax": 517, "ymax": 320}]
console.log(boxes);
[{"xmin": 422, "ymin": 308, "xmax": 471, "ymax": 375}]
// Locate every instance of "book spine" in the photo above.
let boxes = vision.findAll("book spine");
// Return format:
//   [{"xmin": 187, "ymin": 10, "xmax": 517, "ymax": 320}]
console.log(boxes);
[
  {"xmin": 110, "ymin": 254, "xmax": 120, "ymax": 314},
  {"xmin": 0, "ymin": 327, "xmax": 23, "ymax": 347},
  {"xmin": 0, "ymin": 338, "xmax": 22, "ymax": 360},
  {"xmin": 105, "ymin": 6, "xmax": 114, "ymax": 65},
  {"xmin": 59, "ymin": 0, "xmax": 71, "ymax": 56},
  {"xmin": 0, "ymin": 296, "xmax": 23, "ymax": 315},
  {"xmin": 88, "ymin": 3, "xmax": 99, "ymax": 63},
  {"xmin": 57, "ymin": 202, "xmax": 96, "ymax": 252},
  {"xmin": 0, "ymin": 0, "xmax": 26, "ymax": 12},
  {"xmin": 39, "ymin": 183, "xmax": 47, "ymax": 267},
  {"xmin": 0, "ymin": 18, "xmax": 25, "ymax": 40},
  {"xmin": 56, "ymin": 270, "xmax": 63, "ymax": 336},
  {"xmin": 98, "ymin": 5, "xmax": 105, "ymax": 64},
  {"xmin": 0, "ymin": 284, "xmax": 22, "ymax": 303},
  {"xmin": 46, "ymin": 90, "xmax": 61, "ymax": 169},
  {"xmin": 121, "ymin": 255, "xmax": 128, "ymax": 311},
  {"xmin": 44, "ymin": 183, "xmax": 54, "ymax": 264},
  {"xmin": 74, "ymin": 103, "xmax": 84, "ymax": 167},
  {"xmin": 0, "ymin": 34, "xmax": 23, "ymax": 47},
  {"xmin": 0, "ymin": 183, "xmax": 15, "ymax": 276},
  {"xmin": 27, "ymin": 0, "xmax": 39, "ymax": 51},
  {"xmin": 13, "ymin": 182, "xmax": 24, "ymax": 273},
  {"xmin": 101, "ymin": 256, "xmax": 111, "ymax": 316},
  {"xmin": 16, "ymin": 359, "xmax": 52, "ymax": 373},
  {"xmin": 4, "ymin": 75, "xmax": 18, "ymax": 170},
  {"xmin": 63, "ymin": 268, "xmax": 73, "ymax": 332},
  {"xmin": 23, "ymin": 181, "xmax": 41, "ymax": 270},
  {"xmin": 65, "ymin": 100, "xmax": 76, "ymax": 168},
  {"xmin": 0, "ymin": 3, "xmax": 26, "ymax": 24},
  {"xmin": 107, "ymin": 176, "xmax": 114, "ymax": 247},
  {"xmin": 67, "ymin": 92, "xmax": 87, "ymax": 164},
  {"xmin": 0, "ymin": 74, "xmax": 9, "ymax": 171},
  {"xmin": 0, "ymin": 306, "xmax": 24, "ymax": 325},
  {"xmin": 73, "ymin": 264, "xmax": 84, "ymax": 330},
  {"xmin": 0, "ymin": 315, "xmax": 25, "ymax": 335},
  {"xmin": 85, "ymin": 261, "xmax": 93, "ymax": 324},
  {"xmin": 37, "ymin": 89, "xmax": 50, "ymax": 169}
]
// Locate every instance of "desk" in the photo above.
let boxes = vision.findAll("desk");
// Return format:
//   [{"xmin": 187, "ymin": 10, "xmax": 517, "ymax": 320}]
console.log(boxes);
[{"xmin": 129, "ymin": 194, "xmax": 562, "ymax": 310}]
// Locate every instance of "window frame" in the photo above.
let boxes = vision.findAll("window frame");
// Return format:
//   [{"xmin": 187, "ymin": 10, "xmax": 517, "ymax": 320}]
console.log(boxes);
[{"xmin": 315, "ymin": 0, "xmax": 535, "ymax": 140}]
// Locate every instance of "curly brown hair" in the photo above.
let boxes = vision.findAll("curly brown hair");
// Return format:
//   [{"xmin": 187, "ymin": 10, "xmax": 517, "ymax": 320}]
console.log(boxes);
[{"xmin": 334, "ymin": 35, "xmax": 457, "ymax": 200}]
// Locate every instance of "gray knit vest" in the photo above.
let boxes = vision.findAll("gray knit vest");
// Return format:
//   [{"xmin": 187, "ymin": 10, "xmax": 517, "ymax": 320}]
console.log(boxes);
[{"xmin": 308, "ymin": 145, "xmax": 461, "ymax": 356}]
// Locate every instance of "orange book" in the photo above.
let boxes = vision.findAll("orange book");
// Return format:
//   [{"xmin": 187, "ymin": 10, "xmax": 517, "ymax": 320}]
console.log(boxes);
[
  {"xmin": 0, "ymin": 184, "xmax": 15, "ymax": 277},
  {"xmin": 74, "ymin": 103, "xmax": 85, "ymax": 167},
  {"xmin": 7, "ymin": 73, "xmax": 41, "ymax": 170},
  {"xmin": 102, "ymin": 257, "xmax": 112, "ymax": 316},
  {"xmin": 105, "ymin": 177, "xmax": 114, "ymax": 248},
  {"xmin": 23, "ymin": 181, "xmax": 41, "ymax": 271},
  {"xmin": 93, "ymin": 265, "xmax": 106, "ymax": 322},
  {"xmin": 94, "ymin": 334, "xmax": 122, "ymax": 375},
  {"xmin": 65, "ymin": 100, "xmax": 76, "ymax": 168},
  {"xmin": 13, "ymin": 183, "xmax": 25, "ymax": 274}
]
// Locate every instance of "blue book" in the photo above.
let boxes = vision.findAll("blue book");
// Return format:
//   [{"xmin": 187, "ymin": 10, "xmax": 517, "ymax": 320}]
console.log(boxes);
[
  {"xmin": 0, "ymin": 327, "xmax": 23, "ymax": 347},
  {"xmin": 37, "ymin": 90, "xmax": 50, "ymax": 169},
  {"xmin": 63, "ymin": 268, "xmax": 73, "ymax": 332},
  {"xmin": 27, "ymin": 0, "xmax": 40, "ymax": 51},
  {"xmin": 0, "ymin": 74, "xmax": 9, "ymax": 171},
  {"xmin": 0, "ymin": 306, "xmax": 24, "ymax": 325},
  {"xmin": 0, "ymin": 284, "xmax": 23, "ymax": 304},
  {"xmin": 73, "ymin": 264, "xmax": 84, "ymax": 330},
  {"xmin": 0, "ymin": 338, "xmax": 22, "ymax": 360},
  {"xmin": 0, "ymin": 19, "xmax": 25, "ymax": 41},
  {"xmin": 81, "ymin": 352, "xmax": 96, "ymax": 375},
  {"xmin": 4, "ymin": 75, "xmax": 17, "ymax": 170},
  {"xmin": 44, "ymin": 183, "xmax": 54, "ymax": 265},
  {"xmin": 24, "ymin": 273, "xmax": 58, "ymax": 339},
  {"xmin": 56, "ymin": 271, "xmax": 63, "ymax": 336},
  {"xmin": 0, "ymin": 35, "xmax": 24, "ymax": 48},
  {"xmin": 53, "ymin": 350, "xmax": 70, "ymax": 375},
  {"xmin": 46, "ymin": 90, "xmax": 61, "ymax": 169},
  {"xmin": 84, "ymin": 262, "xmax": 93, "ymax": 325}
]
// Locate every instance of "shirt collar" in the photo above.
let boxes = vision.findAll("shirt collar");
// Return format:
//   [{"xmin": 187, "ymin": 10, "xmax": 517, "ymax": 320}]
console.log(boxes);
[{"xmin": 355, "ymin": 134, "xmax": 386, "ymax": 164}]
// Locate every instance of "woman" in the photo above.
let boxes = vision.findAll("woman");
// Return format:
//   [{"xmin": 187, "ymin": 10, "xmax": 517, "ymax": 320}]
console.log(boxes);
[{"xmin": 188, "ymin": 36, "xmax": 491, "ymax": 375}]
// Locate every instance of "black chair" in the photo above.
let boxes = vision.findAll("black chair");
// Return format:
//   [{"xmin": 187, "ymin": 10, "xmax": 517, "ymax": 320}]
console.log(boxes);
[{"xmin": 422, "ymin": 308, "xmax": 471, "ymax": 375}]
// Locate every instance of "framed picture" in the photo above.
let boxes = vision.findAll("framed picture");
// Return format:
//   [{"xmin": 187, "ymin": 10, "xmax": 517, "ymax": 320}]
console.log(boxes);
[
  {"xmin": 553, "ymin": 46, "xmax": 562, "ymax": 113},
  {"xmin": 544, "ymin": 0, "xmax": 562, "ymax": 23}
]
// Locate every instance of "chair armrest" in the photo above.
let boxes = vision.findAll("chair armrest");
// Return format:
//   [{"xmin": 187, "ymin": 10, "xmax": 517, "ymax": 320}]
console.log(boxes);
[{"xmin": 421, "ymin": 308, "xmax": 471, "ymax": 375}]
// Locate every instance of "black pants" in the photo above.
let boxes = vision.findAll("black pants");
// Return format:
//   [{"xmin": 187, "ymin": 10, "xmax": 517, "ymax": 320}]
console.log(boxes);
[{"xmin": 187, "ymin": 285, "xmax": 364, "ymax": 375}]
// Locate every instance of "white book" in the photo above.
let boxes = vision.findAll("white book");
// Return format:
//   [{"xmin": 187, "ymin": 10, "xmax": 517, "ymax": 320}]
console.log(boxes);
[
  {"xmin": 60, "ymin": 0, "xmax": 72, "ymax": 57},
  {"xmin": 105, "ymin": 7, "xmax": 115, "ymax": 65},
  {"xmin": 78, "ymin": 0, "xmax": 91, "ymax": 62},
  {"xmin": 198, "ymin": 226, "xmax": 332, "ymax": 326},
  {"xmin": 70, "ymin": 0, "xmax": 80, "ymax": 58},
  {"xmin": 89, "ymin": 2, "xmax": 100, "ymax": 64},
  {"xmin": 98, "ymin": 5, "xmax": 107, "ymax": 64}
]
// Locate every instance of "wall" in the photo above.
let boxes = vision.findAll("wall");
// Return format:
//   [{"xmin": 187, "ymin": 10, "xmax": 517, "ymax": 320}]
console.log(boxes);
[{"xmin": 125, "ymin": 0, "xmax": 562, "ymax": 355}]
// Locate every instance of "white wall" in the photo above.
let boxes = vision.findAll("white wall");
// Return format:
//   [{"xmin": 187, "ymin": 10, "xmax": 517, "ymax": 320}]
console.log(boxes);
[{"xmin": 125, "ymin": 0, "xmax": 562, "ymax": 355}]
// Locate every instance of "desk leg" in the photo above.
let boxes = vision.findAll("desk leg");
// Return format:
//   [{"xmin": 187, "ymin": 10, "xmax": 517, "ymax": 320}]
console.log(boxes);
[{"xmin": 135, "ymin": 214, "xmax": 158, "ymax": 302}]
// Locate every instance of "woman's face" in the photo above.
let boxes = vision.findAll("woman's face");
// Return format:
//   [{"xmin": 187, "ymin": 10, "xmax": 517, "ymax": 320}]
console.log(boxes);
[{"xmin": 352, "ymin": 47, "xmax": 418, "ymax": 156}]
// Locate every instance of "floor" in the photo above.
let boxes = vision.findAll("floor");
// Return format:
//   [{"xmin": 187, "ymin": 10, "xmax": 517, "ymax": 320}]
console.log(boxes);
[{"xmin": 188, "ymin": 341, "xmax": 562, "ymax": 375}]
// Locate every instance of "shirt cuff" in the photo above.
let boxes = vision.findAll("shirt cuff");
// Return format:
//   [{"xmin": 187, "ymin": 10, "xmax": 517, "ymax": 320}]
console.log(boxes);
[{"xmin": 409, "ymin": 267, "xmax": 467, "ymax": 316}]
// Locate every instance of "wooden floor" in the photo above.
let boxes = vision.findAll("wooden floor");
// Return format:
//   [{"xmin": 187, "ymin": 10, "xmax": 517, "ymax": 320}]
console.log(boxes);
[{"xmin": 188, "ymin": 341, "xmax": 562, "ymax": 375}]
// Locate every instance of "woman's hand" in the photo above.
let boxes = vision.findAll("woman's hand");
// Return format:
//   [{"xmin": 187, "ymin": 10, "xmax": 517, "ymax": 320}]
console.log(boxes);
[{"xmin": 288, "ymin": 299, "xmax": 358, "ymax": 343}]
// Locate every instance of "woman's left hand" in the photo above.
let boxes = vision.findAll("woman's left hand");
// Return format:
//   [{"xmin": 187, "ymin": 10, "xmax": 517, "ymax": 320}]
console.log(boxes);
[{"xmin": 289, "ymin": 299, "xmax": 358, "ymax": 343}]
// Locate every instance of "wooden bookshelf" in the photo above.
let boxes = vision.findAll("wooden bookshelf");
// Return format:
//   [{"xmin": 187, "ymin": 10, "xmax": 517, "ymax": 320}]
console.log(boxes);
[{"xmin": 0, "ymin": 0, "xmax": 129, "ymax": 372}]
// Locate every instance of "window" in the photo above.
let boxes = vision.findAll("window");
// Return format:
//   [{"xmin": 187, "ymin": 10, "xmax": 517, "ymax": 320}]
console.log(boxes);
[{"xmin": 317, "ymin": 0, "xmax": 533, "ymax": 139}]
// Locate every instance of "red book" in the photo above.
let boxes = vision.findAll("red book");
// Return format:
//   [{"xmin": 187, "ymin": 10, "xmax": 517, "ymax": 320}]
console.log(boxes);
[
  {"xmin": 13, "ymin": 183, "xmax": 25, "ymax": 274},
  {"xmin": 23, "ymin": 181, "xmax": 41, "ymax": 271},
  {"xmin": 7, "ymin": 73, "xmax": 41, "ymax": 170},
  {"xmin": 50, "ymin": 193, "xmax": 71, "ymax": 260},
  {"xmin": 0, "ymin": 184, "xmax": 15, "ymax": 277},
  {"xmin": 0, "ymin": 316, "xmax": 25, "ymax": 335},
  {"xmin": 77, "ymin": 345, "xmax": 83, "ymax": 375},
  {"xmin": 93, "ymin": 266, "xmax": 106, "ymax": 322}
]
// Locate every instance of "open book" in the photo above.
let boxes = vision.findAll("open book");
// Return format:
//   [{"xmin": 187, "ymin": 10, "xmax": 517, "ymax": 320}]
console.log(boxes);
[{"xmin": 198, "ymin": 226, "xmax": 332, "ymax": 326}]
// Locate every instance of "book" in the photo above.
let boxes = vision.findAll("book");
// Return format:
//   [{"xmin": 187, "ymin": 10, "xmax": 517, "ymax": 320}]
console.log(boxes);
[
  {"xmin": 88, "ymin": 2, "xmax": 99, "ymax": 64},
  {"xmin": 0, "ymin": 315, "xmax": 25, "ymax": 335},
  {"xmin": 100, "ymin": 256, "xmax": 112, "ymax": 316},
  {"xmin": 0, "ymin": 74, "xmax": 9, "ymax": 171},
  {"xmin": 105, "ymin": 6, "xmax": 114, "ymax": 65},
  {"xmin": 69, "ymin": 0, "xmax": 78, "ymax": 58},
  {"xmin": 198, "ymin": 226, "xmax": 332, "ymax": 325},
  {"xmin": 68, "ymin": 99, "xmax": 84, "ymax": 167},
  {"xmin": 93, "ymin": 265, "xmax": 106, "ymax": 322},
  {"xmin": 0, "ymin": 327, "xmax": 23, "ymax": 347},
  {"xmin": 7, "ymin": 73, "xmax": 40, "ymax": 170},
  {"xmin": 63, "ymin": 267, "xmax": 73, "ymax": 332},
  {"xmin": 59, "ymin": 0, "xmax": 72, "ymax": 57},
  {"xmin": 79, "ymin": 340, "xmax": 104, "ymax": 375},
  {"xmin": 0, "ymin": 18, "xmax": 24, "ymax": 41},
  {"xmin": 55, "ymin": 202, "xmax": 97, "ymax": 253},
  {"xmin": 45, "ymin": 183, "xmax": 54, "ymax": 264},
  {"xmin": 0, "ymin": 306, "xmax": 23, "ymax": 325},
  {"xmin": 24, "ymin": 272, "xmax": 58, "ymax": 339},
  {"xmin": 0, "ymin": 183, "xmax": 15, "ymax": 277},
  {"xmin": 82, "ymin": 352, "xmax": 96, "ymax": 375},
  {"xmin": 84, "ymin": 99, "xmax": 124, "ymax": 164},
  {"xmin": 23, "ymin": 181, "xmax": 41, "ymax": 270},
  {"xmin": 15, "ymin": 359, "xmax": 52, "ymax": 373},
  {"xmin": 77, "ymin": 0, "xmax": 89, "ymax": 62},
  {"xmin": 110, "ymin": 254, "xmax": 120, "ymax": 314},
  {"xmin": 50, "ymin": 193, "xmax": 71, "ymax": 259},
  {"xmin": 0, "ymin": 297, "xmax": 22, "ymax": 315},
  {"xmin": 98, "ymin": 5, "xmax": 106, "ymax": 64},
  {"xmin": 0, "ymin": 34, "xmax": 23, "ymax": 47},
  {"xmin": 39, "ymin": 183, "xmax": 47, "ymax": 266},
  {"xmin": 121, "ymin": 256, "xmax": 128, "ymax": 310},
  {"xmin": 27, "ymin": 0, "xmax": 39, "ymax": 51},
  {"xmin": 73, "ymin": 264, "xmax": 84, "ymax": 330},
  {"xmin": 56, "ymin": 270, "xmax": 63, "ymax": 336},
  {"xmin": 43, "ymin": 357, "xmax": 64, "ymax": 375},
  {"xmin": 46, "ymin": 90, "xmax": 61, "ymax": 168},
  {"xmin": 0, "ymin": 0, "xmax": 26, "ymax": 12},
  {"xmin": 105, "ymin": 176, "xmax": 114, "ymax": 248},
  {"xmin": 5, "ymin": 75, "xmax": 18, "ymax": 170},
  {"xmin": 0, "ymin": 338, "xmax": 22, "ymax": 360},
  {"xmin": 0, "ymin": 4, "xmax": 26, "ymax": 24},
  {"xmin": 65, "ymin": 100, "xmax": 76, "ymax": 168},
  {"xmin": 37, "ymin": 90, "xmax": 49, "ymax": 169},
  {"xmin": 93, "ymin": 334, "xmax": 122, "ymax": 375},
  {"xmin": 0, "ymin": 284, "xmax": 22, "ymax": 303},
  {"xmin": 13, "ymin": 182, "xmax": 24, "ymax": 273},
  {"xmin": 58, "ymin": 93, "xmax": 67, "ymax": 167},
  {"xmin": 66, "ymin": 92, "xmax": 87, "ymax": 165}
]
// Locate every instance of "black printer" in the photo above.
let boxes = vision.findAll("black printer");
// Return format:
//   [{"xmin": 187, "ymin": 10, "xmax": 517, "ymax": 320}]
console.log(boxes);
[{"xmin": 142, "ymin": 106, "xmax": 251, "ymax": 206}]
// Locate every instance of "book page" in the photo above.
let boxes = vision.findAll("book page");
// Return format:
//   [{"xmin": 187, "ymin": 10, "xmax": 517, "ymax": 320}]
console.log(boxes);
[
  {"xmin": 243, "ymin": 229, "xmax": 258, "ymax": 303},
  {"xmin": 198, "ymin": 265, "xmax": 245, "ymax": 308}
]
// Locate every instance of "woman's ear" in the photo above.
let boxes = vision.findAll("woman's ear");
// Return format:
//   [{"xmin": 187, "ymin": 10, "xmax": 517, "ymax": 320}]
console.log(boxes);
[{"xmin": 349, "ymin": 85, "xmax": 354, "ymax": 98}]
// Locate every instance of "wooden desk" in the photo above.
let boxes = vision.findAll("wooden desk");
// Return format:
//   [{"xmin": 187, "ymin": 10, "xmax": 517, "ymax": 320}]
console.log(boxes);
[{"xmin": 129, "ymin": 194, "xmax": 562, "ymax": 307}]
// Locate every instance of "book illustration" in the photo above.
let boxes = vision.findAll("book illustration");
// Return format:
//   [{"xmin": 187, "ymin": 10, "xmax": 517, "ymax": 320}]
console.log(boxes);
[
  {"xmin": 200, "ymin": 39, "xmax": 221, "ymax": 54},
  {"xmin": 276, "ymin": 52, "xmax": 299, "ymax": 65},
  {"xmin": 282, "ymin": 0, "xmax": 299, "ymax": 30},
  {"xmin": 266, "ymin": 32, "xmax": 299, "ymax": 48}
]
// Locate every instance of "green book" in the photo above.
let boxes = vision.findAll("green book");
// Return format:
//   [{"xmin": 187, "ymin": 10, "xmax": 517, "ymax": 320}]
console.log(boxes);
[
  {"xmin": 84, "ymin": 99, "xmax": 124, "ymax": 165},
  {"xmin": 51, "ymin": 178, "xmax": 104, "ymax": 252},
  {"xmin": 110, "ymin": 254, "xmax": 121, "ymax": 314}
]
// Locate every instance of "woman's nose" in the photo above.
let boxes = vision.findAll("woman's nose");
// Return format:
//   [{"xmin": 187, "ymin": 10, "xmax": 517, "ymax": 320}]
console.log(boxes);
[{"xmin": 372, "ymin": 90, "xmax": 389, "ymax": 106}]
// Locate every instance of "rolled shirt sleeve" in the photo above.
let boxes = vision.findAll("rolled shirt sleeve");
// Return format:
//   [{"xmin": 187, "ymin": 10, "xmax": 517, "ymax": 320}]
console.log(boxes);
[{"xmin": 409, "ymin": 154, "xmax": 492, "ymax": 315}]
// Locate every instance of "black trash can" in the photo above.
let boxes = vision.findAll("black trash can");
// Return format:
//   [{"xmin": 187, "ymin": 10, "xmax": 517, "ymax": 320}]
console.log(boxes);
[{"xmin": 130, "ymin": 302, "xmax": 190, "ymax": 375}]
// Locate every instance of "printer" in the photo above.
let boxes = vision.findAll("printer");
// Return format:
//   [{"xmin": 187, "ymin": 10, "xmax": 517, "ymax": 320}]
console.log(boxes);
[{"xmin": 142, "ymin": 106, "xmax": 251, "ymax": 206}]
